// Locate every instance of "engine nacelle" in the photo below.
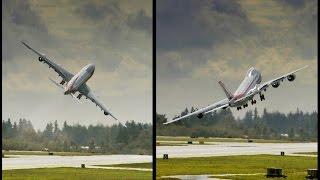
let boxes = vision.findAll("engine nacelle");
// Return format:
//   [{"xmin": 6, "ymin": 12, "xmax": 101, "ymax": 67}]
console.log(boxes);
[
  {"xmin": 197, "ymin": 113, "xmax": 204, "ymax": 119},
  {"xmin": 104, "ymin": 111, "xmax": 109, "ymax": 115},
  {"xmin": 38, "ymin": 57, "xmax": 44, "ymax": 62},
  {"xmin": 287, "ymin": 74, "xmax": 295, "ymax": 81},
  {"xmin": 272, "ymin": 81, "xmax": 280, "ymax": 88}
]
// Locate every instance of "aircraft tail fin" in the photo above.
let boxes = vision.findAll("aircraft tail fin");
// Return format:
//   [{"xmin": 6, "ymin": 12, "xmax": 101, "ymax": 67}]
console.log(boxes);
[
  {"xmin": 70, "ymin": 92, "xmax": 82, "ymax": 104},
  {"xmin": 218, "ymin": 81, "xmax": 233, "ymax": 100}
]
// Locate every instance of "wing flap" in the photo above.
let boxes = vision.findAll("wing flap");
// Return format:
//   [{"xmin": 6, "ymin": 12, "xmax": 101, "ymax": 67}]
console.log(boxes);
[
  {"xmin": 164, "ymin": 98, "xmax": 229, "ymax": 125},
  {"xmin": 21, "ymin": 41, "xmax": 74, "ymax": 81},
  {"xmin": 80, "ymin": 89, "xmax": 126, "ymax": 127},
  {"xmin": 204, "ymin": 104, "xmax": 229, "ymax": 115},
  {"xmin": 258, "ymin": 65, "xmax": 308, "ymax": 92}
]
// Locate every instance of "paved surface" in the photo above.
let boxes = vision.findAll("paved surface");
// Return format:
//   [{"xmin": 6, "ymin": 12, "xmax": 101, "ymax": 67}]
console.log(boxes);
[
  {"xmin": 162, "ymin": 173, "xmax": 264, "ymax": 180},
  {"xmin": 2, "ymin": 155, "xmax": 152, "ymax": 170},
  {"xmin": 85, "ymin": 165, "xmax": 152, "ymax": 171},
  {"xmin": 156, "ymin": 142, "xmax": 317, "ymax": 158}
]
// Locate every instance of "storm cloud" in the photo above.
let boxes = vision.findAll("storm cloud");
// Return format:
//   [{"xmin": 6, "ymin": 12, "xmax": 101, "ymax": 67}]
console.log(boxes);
[{"xmin": 157, "ymin": 0, "xmax": 317, "ymax": 120}]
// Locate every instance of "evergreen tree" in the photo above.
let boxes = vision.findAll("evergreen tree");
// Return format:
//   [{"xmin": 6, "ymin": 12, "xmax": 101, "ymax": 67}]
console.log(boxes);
[
  {"xmin": 43, "ymin": 122, "xmax": 53, "ymax": 140},
  {"xmin": 54, "ymin": 120, "xmax": 59, "ymax": 134}
]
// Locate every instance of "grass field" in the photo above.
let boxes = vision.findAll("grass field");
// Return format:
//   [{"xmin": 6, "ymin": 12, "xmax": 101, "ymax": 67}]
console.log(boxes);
[
  {"xmin": 96, "ymin": 163, "xmax": 152, "ymax": 169},
  {"xmin": 293, "ymin": 152, "xmax": 317, "ymax": 155},
  {"xmin": 157, "ymin": 136, "xmax": 301, "ymax": 143},
  {"xmin": 2, "ymin": 167, "xmax": 151, "ymax": 180},
  {"xmin": 156, "ymin": 154, "xmax": 317, "ymax": 179},
  {"xmin": 2, "ymin": 150, "xmax": 99, "ymax": 156}
]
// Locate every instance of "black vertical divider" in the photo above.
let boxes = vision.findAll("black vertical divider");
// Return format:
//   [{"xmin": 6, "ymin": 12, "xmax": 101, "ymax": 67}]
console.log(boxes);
[{"xmin": 152, "ymin": 0, "xmax": 156, "ymax": 179}]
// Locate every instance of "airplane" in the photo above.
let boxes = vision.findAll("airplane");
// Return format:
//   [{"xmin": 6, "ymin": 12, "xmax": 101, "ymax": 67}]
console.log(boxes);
[
  {"xmin": 21, "ymin": 41, "xmax": 126, "ymax": 127},
  {"xmin": 164, "ymin": 65, "xmax": 308, "ymax": 125}
]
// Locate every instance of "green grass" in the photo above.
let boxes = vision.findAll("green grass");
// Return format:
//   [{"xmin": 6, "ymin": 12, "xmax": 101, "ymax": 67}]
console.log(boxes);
[
  {"xmin": 96, "ymin": 163, "xmax": 152, "ymax": 169},
  {"xmin": 293, "ymin": 152, "xmax": 317, "ymax": 155},
  {"xmin": 157, "ymin": 136, "xmax": 298, "ymax": 143},
  {"xmin": 156, "ymin": 155, "xmax": 317, "ymax": 179},
  {"xmin": 2, "ymin": 167, "xmax": 151, "ymax": 180},
  {"xmin": 3, "ymin": 151, "xmax": 99, "ymax": 156}
]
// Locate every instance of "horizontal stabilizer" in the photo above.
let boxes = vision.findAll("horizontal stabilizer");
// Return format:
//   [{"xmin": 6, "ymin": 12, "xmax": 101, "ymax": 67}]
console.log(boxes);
[{"xmin": 48, "ymin": 77, "xmax": 64, "ymax": 89}]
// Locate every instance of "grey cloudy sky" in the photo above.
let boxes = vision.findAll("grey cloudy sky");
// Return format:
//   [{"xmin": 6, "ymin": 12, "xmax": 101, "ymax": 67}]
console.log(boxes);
[
  {"xmin": 2, "ymin": 0, "xmax": 152, "ymax": 130},
  {"xmin": 157, "ymin": 0, "xmax": 317, "ymax": 119}
]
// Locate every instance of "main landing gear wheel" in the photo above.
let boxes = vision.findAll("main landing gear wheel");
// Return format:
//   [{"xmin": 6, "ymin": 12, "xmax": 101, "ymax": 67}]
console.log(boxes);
[
  {"xmin": 237, "ymin": 107, "xmax": 242, "ymax": 110},
  {"xmin": 243, "ymin": 103, "xmax": 248, "ymax": 108},
  {"xmin": 251, "ymin": 99, "xmax": 257, "ymax": 105},
  {"xmin": 260, "ymin": 94, "xmax": 265, "ymax": 101}
]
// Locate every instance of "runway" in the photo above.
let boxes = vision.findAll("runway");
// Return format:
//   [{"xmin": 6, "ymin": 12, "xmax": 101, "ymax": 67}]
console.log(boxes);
[
  {"xmin": 156, "ymin": 142, "xmax": 317, "ymax": 158},
  {"xmin": 2, "ymin": 154, "xmax": 152, "ymax": 170}
]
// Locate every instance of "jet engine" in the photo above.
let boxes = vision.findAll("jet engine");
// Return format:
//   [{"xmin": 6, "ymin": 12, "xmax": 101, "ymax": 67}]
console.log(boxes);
[
  {"xmin": 104, "ymin": 111, "xmax": 109, "ymax": 115},
  {"xmin": 197, "ymin": 113, "xmax": 204, "ymax": 119},
  {"xmin": 287, "ymin": 74, "xmax": 295, "ymax": 81},
  {"xmin": 38, "ymin": 57, "xmax": 44, "ymax": 62},
  {"xmin": 272, "ymin": 81, "xmax": 280, "ymax": 88}
]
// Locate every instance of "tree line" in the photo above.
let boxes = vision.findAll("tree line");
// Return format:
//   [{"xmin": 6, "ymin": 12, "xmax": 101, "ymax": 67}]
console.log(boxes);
[
  {"xmin": 157, "ymin": 107, "xmax": 317, "ymax": 141},
  {"xmin": 2, "ymin": 119, "xmax": 152, "ymax": 155}
]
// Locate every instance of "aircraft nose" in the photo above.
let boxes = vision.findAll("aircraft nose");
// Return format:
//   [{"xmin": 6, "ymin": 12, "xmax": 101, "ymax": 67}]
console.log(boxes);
[
  {"xmin": 86, "ymin": 64, "xmax": 95, "ymax": 73},
  {"xmin": 90, "ymin": 64, "xmax": 95, "ymax": 71}
]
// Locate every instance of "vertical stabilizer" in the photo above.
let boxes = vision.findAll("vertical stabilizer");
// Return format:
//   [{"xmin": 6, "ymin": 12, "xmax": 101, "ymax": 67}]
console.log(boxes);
[{"xmin": 218, "ymin": 81, "xmax": 233, "ymax": 100}]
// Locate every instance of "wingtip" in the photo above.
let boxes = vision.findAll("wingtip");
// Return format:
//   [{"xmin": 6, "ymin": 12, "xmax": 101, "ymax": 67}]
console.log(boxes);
[{"xmin": 119, "ymin": 121, "xmax": 127, "ymax": 128}]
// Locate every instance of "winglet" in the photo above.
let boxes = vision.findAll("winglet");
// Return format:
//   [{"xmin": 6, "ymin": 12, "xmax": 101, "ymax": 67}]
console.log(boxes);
[
  {"xmin": 108, "ymin": 113, "xmax": 127, "ymax": 127},
  {"xmin": 118, "ymin": 119, "xmax": 127, "ymax": 128}
]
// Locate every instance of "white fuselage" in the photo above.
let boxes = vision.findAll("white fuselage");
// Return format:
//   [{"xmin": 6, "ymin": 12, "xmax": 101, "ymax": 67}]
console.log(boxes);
[
  {"xmin": 64, "ymin": 64, "xmax": 95, "ymax": 95},
  {"xmin": 229, "ymin": 67, "xmax": 262, "ymax": 107}
]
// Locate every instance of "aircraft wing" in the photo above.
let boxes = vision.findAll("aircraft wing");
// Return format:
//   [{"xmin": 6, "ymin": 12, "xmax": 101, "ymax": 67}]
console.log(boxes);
[
  {"xmin": 80, "ymin": 88, "xmax": 126, "ymax": 127},
  {"xmin": 233, "ymin": 90, "xmax": 257, "ymax": 104},
  {"xmin": 21, "ymin": 41, "xmax": 74, "ymax": 81},
  {"xmin": 163, "ymin": 98, "xmax": 229, "ymax": 125},
  {"xmin": 233, "ymin": 65, "xmax": 309, "ymax": 104},
  {"xmin": 258, "ymin": 65, "xmax": 308, "ymax": 92}
]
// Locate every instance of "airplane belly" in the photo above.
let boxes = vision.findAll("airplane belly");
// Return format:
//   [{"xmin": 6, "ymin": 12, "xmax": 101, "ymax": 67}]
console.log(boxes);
[
  {"xmin": 230, "ymin": 99, "xmax": 246, "ymax": 107},
  {"xmin": 73, "ymin": 73, "xmax": 91, "ymax": 90}
]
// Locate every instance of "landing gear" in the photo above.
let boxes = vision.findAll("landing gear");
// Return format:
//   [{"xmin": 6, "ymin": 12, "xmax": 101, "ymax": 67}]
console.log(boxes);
[
  {"xmin": 243, "ymin": 103, "xmax": 248, "ymax": 108},
  {"xmin": 260, "ymin": 94, "xmax": 265, "ymax": 101},
  {"xmin": 77, "ymin": 94, "xmax": 82, "ymax": 99},
  {"xmin": 251, "ymin": 99, "xmax": 257, "ymax": 105},
  {"xmin": 237, "ymin": 107, "xmax": 242, "ymax": 111},
  {"xmin": 60, "ymin": 80, "xmax": 65, "ymax": 85}
]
